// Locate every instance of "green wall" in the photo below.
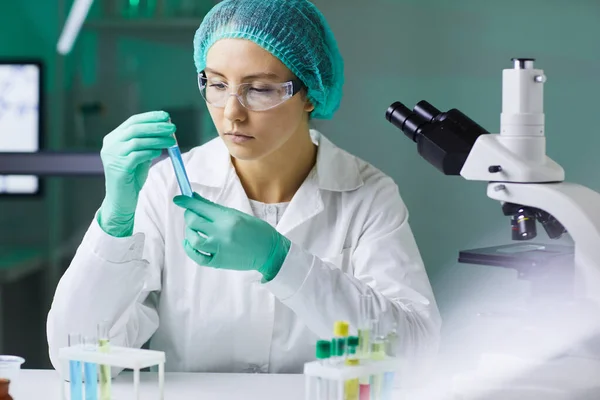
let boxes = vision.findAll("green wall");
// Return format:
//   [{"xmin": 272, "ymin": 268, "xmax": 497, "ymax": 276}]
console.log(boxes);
[{"xmin": 1, "ymin": 0, "xmax": 599, "ymax": 332}]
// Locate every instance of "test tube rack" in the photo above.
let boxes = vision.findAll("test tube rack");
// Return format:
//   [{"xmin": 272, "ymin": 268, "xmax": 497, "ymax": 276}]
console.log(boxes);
[
  {"xmin": 58, "ymin": 345, "xmax": 166, "ymax": 400},
  {"xmin": 303, "ymin": 357, "xmax": 401, "ymax": 400}
]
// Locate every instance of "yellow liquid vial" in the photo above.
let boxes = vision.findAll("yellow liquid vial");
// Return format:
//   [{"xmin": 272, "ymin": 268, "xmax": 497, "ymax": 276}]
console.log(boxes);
[
  {"xmin": 344, "ymin": 358, "xmax": 360, "ymax": 400},
  {"xmin": 358, "ymin": 329, "xmax": 370, "ymax": 357},
  {"xmin": 344, "ymin": 377, "xmax": 360, "ymax": 400},
  {"xmin": 99, "ymin": 338, "xmax": 111, "ymax": 400},
  {"xmin": 358, "ymin": 329, "xmax": 371, "ymax": 386}
]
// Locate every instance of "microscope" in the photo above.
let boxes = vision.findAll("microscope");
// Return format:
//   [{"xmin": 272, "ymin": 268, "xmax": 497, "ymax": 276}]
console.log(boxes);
[{"xmin": 386, "ymin": 59, "xmax": 600, "ymax": 396}]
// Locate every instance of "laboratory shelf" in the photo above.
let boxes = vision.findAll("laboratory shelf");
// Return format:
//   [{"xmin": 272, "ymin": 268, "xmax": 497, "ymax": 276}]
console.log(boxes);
[{"xmin": 84, "ymin": 18, "xmax": 203, "ymax": 32}]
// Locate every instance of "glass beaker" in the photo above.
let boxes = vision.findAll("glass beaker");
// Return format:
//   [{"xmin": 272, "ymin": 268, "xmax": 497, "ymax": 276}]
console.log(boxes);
[{"xmin": 0, "ymin": 356, "xmax": 25, "ymax": 397}]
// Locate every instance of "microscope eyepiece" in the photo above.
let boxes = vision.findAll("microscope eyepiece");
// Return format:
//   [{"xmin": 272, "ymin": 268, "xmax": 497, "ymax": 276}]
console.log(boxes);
[
  {"xmin": 385, "ymin": 100, "xmax": 489, "ymax": 175},
  {"xmin": 413, "ymin": 101, "xmax": 441, "ymax": 122},
  {"xmin": 385, "ymin": 101, "xmax": 424, "ymax": 142},
  {"xmin": 385, "ymin": 101, "xmax": 408, "ymax": 122},
  {"xmin": 511, "ymin": 57, "xmax": 535, "ymax": 69}
]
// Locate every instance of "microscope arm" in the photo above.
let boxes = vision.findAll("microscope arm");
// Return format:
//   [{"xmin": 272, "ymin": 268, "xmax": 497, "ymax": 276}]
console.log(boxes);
[
  {"xmin": 484, "ymin": 181, "xmax": 600, "ymax": 304},
  {"xmin": 460, "ymin": 134, "xmax": 564, "ymax": 183}
]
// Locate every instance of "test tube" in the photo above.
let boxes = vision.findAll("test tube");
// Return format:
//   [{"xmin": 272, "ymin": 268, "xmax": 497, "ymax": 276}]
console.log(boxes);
[
  {"xmin": 324, "ymin": 339, "xmax": 338, "ymax": 400},
  {"xmin": 344, "ymin": 336, "xmax": 360, "ymax": 400},
  {"xmin": 68, "ymin": 333, "xmax": 84, "ymax": 400},
  {"xmin": 370, "ymin": 320, "xmax": 388, "ymax": 400},
  {"xmin": 359, "ymin": 294, "xmax": 372, "ymax": 357},
  {"xmin": 358, "ymin": 295, "xmax": 373, "ymax": 400},
  {"xmin": 333, "ymin": 321, "xmax": 349, "ymax": 400},
  {"xmin": 168, "ymin": 134, "xmax": 193, "ymax": 197},
  {"xmin": 385, "ymin": 322, "xmax": 398, "ymax": 357},
  {"xmin": 97, "ymin": 322, "xmax": 111, "ymax": 400},
  {"xmin": 382, "ymin": 323, "xmax": 398, "ymax": 400},
  {"xmin": 83, "ymin": 336, "xmax": 98, "ymax": 400},
  {"xmin": 315, "ymin": 340, "xmax": 331, "ymax": 400},
  {"xmin": 333, "ymin": 321, "xmax": 349, "ymax": 361}
]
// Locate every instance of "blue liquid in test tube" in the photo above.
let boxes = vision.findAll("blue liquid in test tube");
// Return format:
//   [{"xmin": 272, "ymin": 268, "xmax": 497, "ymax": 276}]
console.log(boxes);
[
  {"xmin": 83, "ymin": 336, "xmax": 98, "ymax": 400},
  {"xmin": 84, "ymin": 362, "xmax": 98, "ymax": 400},
  {"xmin": 168, "ymin": 136, "xmax": 193, "ymax": 197},
  {"xmin": 69, "ymin": 333, "xmax": 83, "ymax": 400},
  {"xmin": 70, "ymin": 361, "xmax": 83, "ymax": 400}
]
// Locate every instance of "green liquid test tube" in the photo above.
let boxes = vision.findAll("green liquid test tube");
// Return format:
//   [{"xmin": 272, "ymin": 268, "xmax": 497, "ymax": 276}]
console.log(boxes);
[{"xmin": 98, "ymin": 323, "xmax": 111, "ymax": 400}]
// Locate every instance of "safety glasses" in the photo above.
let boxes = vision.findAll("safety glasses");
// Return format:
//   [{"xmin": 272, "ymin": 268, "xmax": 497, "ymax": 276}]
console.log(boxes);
[{"xmin": 198, "ymin": 71, "xmax": 304, "ymax": 112}]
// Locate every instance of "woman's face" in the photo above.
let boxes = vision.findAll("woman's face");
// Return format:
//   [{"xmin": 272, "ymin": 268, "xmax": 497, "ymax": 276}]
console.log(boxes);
[{"xmin": 204, "ymin": 39, "xmax": 314, "ymax": 161}]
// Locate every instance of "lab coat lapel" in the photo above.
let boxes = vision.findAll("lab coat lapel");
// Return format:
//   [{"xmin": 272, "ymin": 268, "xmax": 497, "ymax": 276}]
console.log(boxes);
[
  {"xmin": 216, "ymin": 166, "xmax": 254, "ymax": 217},
  {"xmin": 186, "ymin": 138, "xmax": 253, "ymax": 215},
  {"xmin": 277, "ymin": 167, "xmax": 324, "ymax": 236},
  {"xmin": 276, "ymin": 130, "xmax": 363, "ymax": 235}
]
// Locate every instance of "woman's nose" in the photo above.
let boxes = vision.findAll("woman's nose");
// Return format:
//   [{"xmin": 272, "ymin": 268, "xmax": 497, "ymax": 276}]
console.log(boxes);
[{"xmin": 223, "ymin": 93, "xmax": 247, "ymax": 122}]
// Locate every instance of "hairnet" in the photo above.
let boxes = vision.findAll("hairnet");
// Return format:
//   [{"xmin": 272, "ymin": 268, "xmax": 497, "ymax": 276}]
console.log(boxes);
[{"xmin": 193, "ymin": 0, "xmax": 344, "ymax": 120}]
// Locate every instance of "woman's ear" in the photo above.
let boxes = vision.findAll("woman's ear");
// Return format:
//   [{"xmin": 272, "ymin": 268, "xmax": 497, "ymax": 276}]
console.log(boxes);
[{"xmin": 304, "ymin": 99, "xmax": 315, "ymax": 113}]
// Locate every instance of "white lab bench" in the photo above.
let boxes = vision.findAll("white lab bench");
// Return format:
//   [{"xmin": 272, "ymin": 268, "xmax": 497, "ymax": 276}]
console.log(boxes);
[
  {"xmin": 13, "ymin": 360, "xmax": 600, "ymax": 400},
  {"xmin": 13, "ymin": 369, "xmax": 307, "ymax": 400}
]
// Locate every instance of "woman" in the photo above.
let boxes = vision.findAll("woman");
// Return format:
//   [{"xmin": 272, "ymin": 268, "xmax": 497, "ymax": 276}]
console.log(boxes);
[{"xmin": 47, "ymin": 0, "xmax": 441, "ymax": 374}]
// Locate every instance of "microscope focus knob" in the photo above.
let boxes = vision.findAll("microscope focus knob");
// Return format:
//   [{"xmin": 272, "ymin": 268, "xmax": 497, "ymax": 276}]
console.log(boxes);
[{"xmin": 488, "ymin": 165, "xmax": 502, "ymax": 173}]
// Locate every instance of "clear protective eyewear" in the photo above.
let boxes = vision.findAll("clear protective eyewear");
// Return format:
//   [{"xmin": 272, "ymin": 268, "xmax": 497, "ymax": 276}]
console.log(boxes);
[{"xmin": 198, "ymin": 71, "xmax": 304, "ymax": 111}]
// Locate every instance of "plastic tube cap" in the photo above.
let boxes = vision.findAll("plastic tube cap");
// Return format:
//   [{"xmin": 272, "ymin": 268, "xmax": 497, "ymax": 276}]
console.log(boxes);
[
  {"xmin": 334, "ymin": 321, "xmax": 349, "ymax": 337},
  {"xmin": 348, "ymin": 336, "xmax": 359, "ymax": 347},
  {"xmin": 316, "ymin": 340, "xmax": 331, "ymax": 359},
  {"xmin": 336, "ymin": 338, "xmax": 345, "ymax": 356}
]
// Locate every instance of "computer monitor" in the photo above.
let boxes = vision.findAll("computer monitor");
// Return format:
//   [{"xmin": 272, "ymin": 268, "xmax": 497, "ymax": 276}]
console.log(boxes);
[{"xmin": 0, "ymin": 60, "xmax": 42, "ymax": 196}]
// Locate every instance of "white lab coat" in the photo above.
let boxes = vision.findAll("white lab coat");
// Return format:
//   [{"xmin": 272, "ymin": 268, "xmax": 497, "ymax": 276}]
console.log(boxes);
[{"xmin": 46, "ymin": 130, "xmax": 441, "ymax": 374}]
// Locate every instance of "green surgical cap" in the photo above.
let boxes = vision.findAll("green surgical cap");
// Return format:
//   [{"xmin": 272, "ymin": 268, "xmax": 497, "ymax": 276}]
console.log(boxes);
[{"xmin": 193, "ymin": 0, "xmax": 344, "ymax": 120}]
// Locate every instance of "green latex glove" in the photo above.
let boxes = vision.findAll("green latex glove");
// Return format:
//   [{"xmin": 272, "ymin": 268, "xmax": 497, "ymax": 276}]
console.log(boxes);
[
  {"xmin": 173, "ymin": 193, "xmax": 291, "ymax": 282},
  {"xmin": 98, "ymin": 111, "xmax": 176, "ymax": 237}
]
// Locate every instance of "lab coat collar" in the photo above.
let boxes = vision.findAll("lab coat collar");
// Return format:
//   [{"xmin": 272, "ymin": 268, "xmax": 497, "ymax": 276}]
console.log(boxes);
[{"xmin": 186, "ymin": 130, "xmax": 364, "ymax": 192}]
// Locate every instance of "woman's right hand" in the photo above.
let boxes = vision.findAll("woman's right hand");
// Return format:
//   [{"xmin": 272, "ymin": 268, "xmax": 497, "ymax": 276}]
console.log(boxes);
[{"xmin": 98, "ymin": 111, "xmax": 177, "ymax": 237}]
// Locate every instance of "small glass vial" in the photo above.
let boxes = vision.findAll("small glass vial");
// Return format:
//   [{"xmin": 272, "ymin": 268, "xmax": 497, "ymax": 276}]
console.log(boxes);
[{"xmin": 0, "ymin": 379, "xmax": 12, "ymax": 400}]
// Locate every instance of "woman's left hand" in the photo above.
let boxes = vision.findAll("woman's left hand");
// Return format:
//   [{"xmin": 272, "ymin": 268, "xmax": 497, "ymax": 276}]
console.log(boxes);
[{"xmin": 173, "ymin": 193, "xmax": 291, "ymax": 281}]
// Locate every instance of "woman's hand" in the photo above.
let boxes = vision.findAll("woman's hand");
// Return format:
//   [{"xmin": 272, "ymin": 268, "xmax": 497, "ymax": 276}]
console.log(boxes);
[
  {"xmin": 173, "ymin": 193, "xmax": 291, "ymax": 281},
  {"xmin": 98, "ymin": 111, "xmax": 176, "ymax": 236}
]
